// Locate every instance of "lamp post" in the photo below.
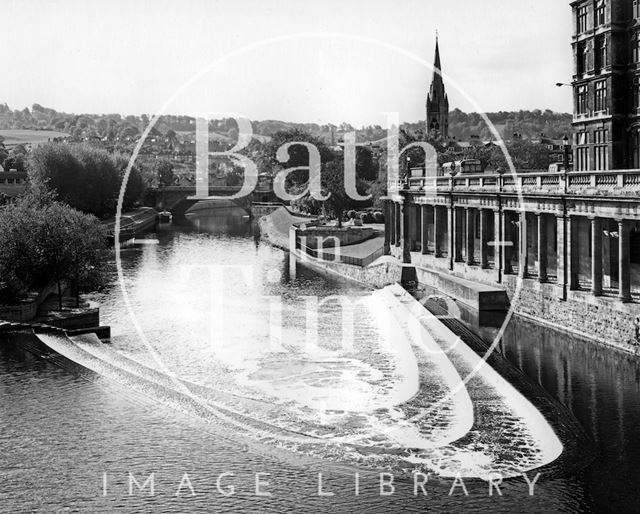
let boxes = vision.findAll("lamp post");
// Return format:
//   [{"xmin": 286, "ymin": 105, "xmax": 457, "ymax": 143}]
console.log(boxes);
[
  {"xmin": 562, "ymin": 134, "xmax": 570, "ymax": 170},
  {"xmin": 562, "ymin": 134, "xmax": 570, "ymax": 193},
  {"xmin": 404, "ymin": 156, "xmax": 411, "ymax": 189}
]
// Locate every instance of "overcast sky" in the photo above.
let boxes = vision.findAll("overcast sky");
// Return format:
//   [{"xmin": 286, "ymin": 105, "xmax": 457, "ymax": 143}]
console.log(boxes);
[{"xmin": 3, "ymin": 0, "xmax": 573, "ymax": 125}]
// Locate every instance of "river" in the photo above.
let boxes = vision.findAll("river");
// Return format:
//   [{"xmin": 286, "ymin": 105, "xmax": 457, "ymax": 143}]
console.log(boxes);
[{"xmin": 1, "ymin": 209, "xmax": 639, "ymax": 513}]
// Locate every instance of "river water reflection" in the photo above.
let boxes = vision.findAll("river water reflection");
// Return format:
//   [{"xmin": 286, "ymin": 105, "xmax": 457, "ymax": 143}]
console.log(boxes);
[{"xmin": 0, "ymin": 210, "xmax": 638, "ymax": 512}]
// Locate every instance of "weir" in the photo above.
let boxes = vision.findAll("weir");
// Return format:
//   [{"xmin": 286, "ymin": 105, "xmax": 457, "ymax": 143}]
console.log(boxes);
[{"xmin": 20, "ymin": 281, "xmax": 567, "ymax": 480}]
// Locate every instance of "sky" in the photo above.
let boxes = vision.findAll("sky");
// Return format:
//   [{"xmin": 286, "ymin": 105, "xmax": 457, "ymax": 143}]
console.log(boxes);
[{"xmin": 2, "ymin": 0, "xmax": 574, "ymax": 126}]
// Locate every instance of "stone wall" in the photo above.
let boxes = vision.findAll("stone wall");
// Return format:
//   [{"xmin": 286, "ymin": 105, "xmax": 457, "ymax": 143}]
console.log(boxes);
[
  {"xmin": 396, "ymin": 246, "xmax": 640, "ymax": 353},
  {"xmin": 503, "ymin": 276, "xmax": 640, "ymax": 354},
  {"xmin": 0, "ymin": 302, "xmax": 38, "ymax": 322},
  {"xmin": 296, "ymin": 225, "xmax": 375, "ymax": 249},
  {"xmin": 43, "ymin": 308, "xmax": 101, "ymax": 331},
  {"xmin": 251, "ymin": 203, "xmax": 283, "ymax": 218},
  {"xmin": 296, "ymin": 255, "xmax": 402, "ymax": 289},
  {"xmin": 257, "ymin": 207, "xmax": 313, "ymax": 250}
]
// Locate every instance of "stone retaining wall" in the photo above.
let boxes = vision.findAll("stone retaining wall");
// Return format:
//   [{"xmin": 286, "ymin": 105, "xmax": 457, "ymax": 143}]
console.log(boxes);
[
  {"xmin": 503, "ymin": 276, "xmax": 640, "ymax": 354},
  {"xmin": 297, "ymin": 255, "xmax": 402, "ymax": 289},
  {"xmin": 0, "ymin": 302, "xmax": 38, "ymax": 322},
  {"xmin": 296, "ymin": 225, "xmax": 375, "ymax": 249},
  {"xmin": 395, "ymin": 246, "xmax": 640, "ymax": 353}
]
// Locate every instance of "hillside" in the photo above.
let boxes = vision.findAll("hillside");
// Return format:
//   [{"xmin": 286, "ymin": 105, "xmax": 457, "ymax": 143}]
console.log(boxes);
[{"xmin": 0, "ymin": 103, "xmax": 572, "ymax": 146}]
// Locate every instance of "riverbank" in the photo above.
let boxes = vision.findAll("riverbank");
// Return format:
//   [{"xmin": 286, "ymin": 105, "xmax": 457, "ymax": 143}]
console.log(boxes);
[{"xmin": 257, "ymin": 206, "xmax": 316, "ymax": 250}]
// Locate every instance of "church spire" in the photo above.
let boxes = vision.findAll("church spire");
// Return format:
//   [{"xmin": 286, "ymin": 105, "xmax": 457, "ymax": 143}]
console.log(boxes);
[
  {"xmin": 426, "ymin": 34, "xmax": 449, "ymax": 138},
  {"xmin": 434, "ymin": 32, "xmax": 441, "ymax": 75}
]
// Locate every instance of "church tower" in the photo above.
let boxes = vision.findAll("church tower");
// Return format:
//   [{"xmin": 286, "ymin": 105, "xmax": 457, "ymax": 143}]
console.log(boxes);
[{"xmin": 426, "ymin": 36, "xmax": 449, "ymax": 138}]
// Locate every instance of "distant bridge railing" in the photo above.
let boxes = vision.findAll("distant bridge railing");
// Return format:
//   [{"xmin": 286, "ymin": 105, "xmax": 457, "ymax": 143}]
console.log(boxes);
[
  {"xmin": 150, "ymin": 185, "xmax": 273, "ymax": 193},
  {"xmin": 391, "ymin": 169, "xmax": 640, "ymax": 197}
]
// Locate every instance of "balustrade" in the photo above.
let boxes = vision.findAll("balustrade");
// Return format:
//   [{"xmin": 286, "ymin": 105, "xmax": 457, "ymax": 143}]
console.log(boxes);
[{"xmin": 401, "ymin": 169, "xmax": 640, "ymax": 197}]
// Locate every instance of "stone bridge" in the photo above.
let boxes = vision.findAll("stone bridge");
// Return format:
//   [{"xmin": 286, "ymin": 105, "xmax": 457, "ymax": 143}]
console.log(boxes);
[{"xmin": 144, "ymin": 185, "xmax": 278, "ymax": 219}]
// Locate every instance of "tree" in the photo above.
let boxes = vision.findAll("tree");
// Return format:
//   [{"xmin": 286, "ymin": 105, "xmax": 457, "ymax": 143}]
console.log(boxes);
[
  {"xmin": 368, "ymin": 180, "xmax": 387, "ymax": 210},
  {"xmin": 254, "ymin": 129, "xmax": 336, "ymax": 185},
  {"xmin": 3, "ymin": 154, "xmax": 25, "ymax": 172},
  {"xmin": 28, "ymin": 143, "xmax": 121, "ymax": 218},
  {"xmin": 112, "ymin": 152, "xmax": 146, "ymax": 210},
  {"xmin": 35, "ymin": 201, "xmax": 106, "ymax": 309},
  {"xmin": 154, "ymin": 158, "xmax": 176, "ymax": 186},
  {"xmin": 356, "ymin": 146, "xmax": 376, "ymax": 181},
  {"xmin": 65, "ymin": 208, "xmax": 107, "ymax": 306},
  {"xmin": 0, "ymin": 194, "xmax": 106, "ymax": 307},
  {"xmin": 0, "ymin": 195, "xmax": 43, "ymax": 300},
  {"xmin": 488, "ymin": 140, "xmax": 552, "ymax": 171},
  {"xmin": 28, "ymin": 143, "xmax": 84, "ymax": 206},
  {"xmin": 322, "ymin": 161, "xmax": 349, "ymax": 227},
  {"xmin": 165, "ymin": 129, "xmax": 178, "ymax": 147},
  {"xmin": 225, "ymin": 165, "xmax": 245, "ymax": 187}
]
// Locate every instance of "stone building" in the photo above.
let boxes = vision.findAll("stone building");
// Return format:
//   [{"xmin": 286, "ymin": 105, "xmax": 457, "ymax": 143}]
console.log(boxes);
[
  {"xmin": 426, "ymin": 36, "xmax": 449, "ymax": 138},
  {"xmin": 382, "ymin": 13, "xmax": 640, "ymax": 351},
  {"xmin": 571, "ymin": 0, "xmax": 640, "ymax": 170}
]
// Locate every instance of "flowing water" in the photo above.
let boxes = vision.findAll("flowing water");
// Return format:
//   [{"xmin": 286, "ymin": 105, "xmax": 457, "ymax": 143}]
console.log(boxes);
[{"xmin": 0, "ymin": 210, "xmax": 638, "ymax": 512}]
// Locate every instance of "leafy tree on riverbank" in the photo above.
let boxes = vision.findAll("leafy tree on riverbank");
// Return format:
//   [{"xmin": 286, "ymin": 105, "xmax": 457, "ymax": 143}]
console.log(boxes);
[
  {"xmin": 254, "ymin": 129, "xmax": 336, "ymax": 185},
  {"xmin": 112, "ymin": 152, "xmax": 146, "ymax": 210},
  {"xmin": 0, "ymin": 194, "xmax": 106, "ymax": 307},
  {"xmin": 321, "ymin": 161, "xmax": 349, "ymax": 227},
  {"xmin": 154, "ymin": 158, "xmax": 176, "ymax": 187},
  {"xmin": 28, "ymin": 143, "xmax": 147, "ymax": 218}
]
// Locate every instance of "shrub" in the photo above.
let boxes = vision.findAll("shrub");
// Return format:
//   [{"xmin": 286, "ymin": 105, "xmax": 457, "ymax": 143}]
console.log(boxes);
[{"xmin": 360, "ymin": 212, "xmax": 374, "ymax": 224}]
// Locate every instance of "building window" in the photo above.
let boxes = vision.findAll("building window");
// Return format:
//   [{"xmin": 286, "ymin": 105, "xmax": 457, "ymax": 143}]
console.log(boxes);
[
  {"xmin": 634, "ymin": 33, "xmax": 640, "ymax": 63},
  {"xmin": 577, "ymin": 131, "xmax": 588, "ymax": 146},
  {"xmin": 576, "ymin": 147, "xmax": 590, "ymax": 171},
  {"xmin": 577, "ymin": 42, "xmax": 587, "ymax": 75},
  {"xmin": 577, "ymin": 85, "xmax": 589, "ymax": 114},
  {"xmin": 635, "ymin": 0, "xmax": 640, "ymax": 19},
  {"xmin": 595, "ymin": 36, "xmax": 607, "ymax": 71},
  {"xmin": 594, "ymin": 80, "xmax": 607, "ymax": 112},
  {"xmin": 634, "ymin": 77, "xmax": 640, "ymax": 109},
  {"xmin": 577, "ymin": 5, "xmax": 589, "ymax": 34},
  {"xmin": 632, "ymin": 129, "xmax": 640, "ymax": 168},
  {"xmin": 594, "ymin": 129, "xmax": 609, "ymax": 170},
  {"xmin": 576, "ymin": 131, "xmax": 589, "ymax": 171},
  {"xmin": 595, "ymin": 0, "xmax": 606, "ymax": 27}
]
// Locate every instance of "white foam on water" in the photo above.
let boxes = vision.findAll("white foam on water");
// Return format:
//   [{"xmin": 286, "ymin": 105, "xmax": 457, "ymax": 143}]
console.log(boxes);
[
  {"xmin": 228, "ymin": 295, "xmax": 421, "ymax": 415},
  {"xmin": 381, "ymin": 283, "xmax": 564, "ymax": 477},
  {"xmin": 35, "ymin": 279, "xmax": 563, "ymax": 480}
]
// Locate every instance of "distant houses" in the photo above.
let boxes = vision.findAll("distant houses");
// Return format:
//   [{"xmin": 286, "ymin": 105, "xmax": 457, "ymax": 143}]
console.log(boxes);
[{"xmin": 0, "ymin": 171, "xmax": 28, "ymax": 198}]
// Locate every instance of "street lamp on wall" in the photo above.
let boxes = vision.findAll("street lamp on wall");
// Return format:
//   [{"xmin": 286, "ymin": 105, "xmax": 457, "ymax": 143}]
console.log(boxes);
[
  {"xmin": 562, "ymin": 134, "xmax": 570, "ymax": 193},
  {"xmin": 404, "ymin": 156, "xmax": 411, "ymax": 189},
  {"xmin": 562, "ymin": 134, "xmax": 570, "ymax": 171}
]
